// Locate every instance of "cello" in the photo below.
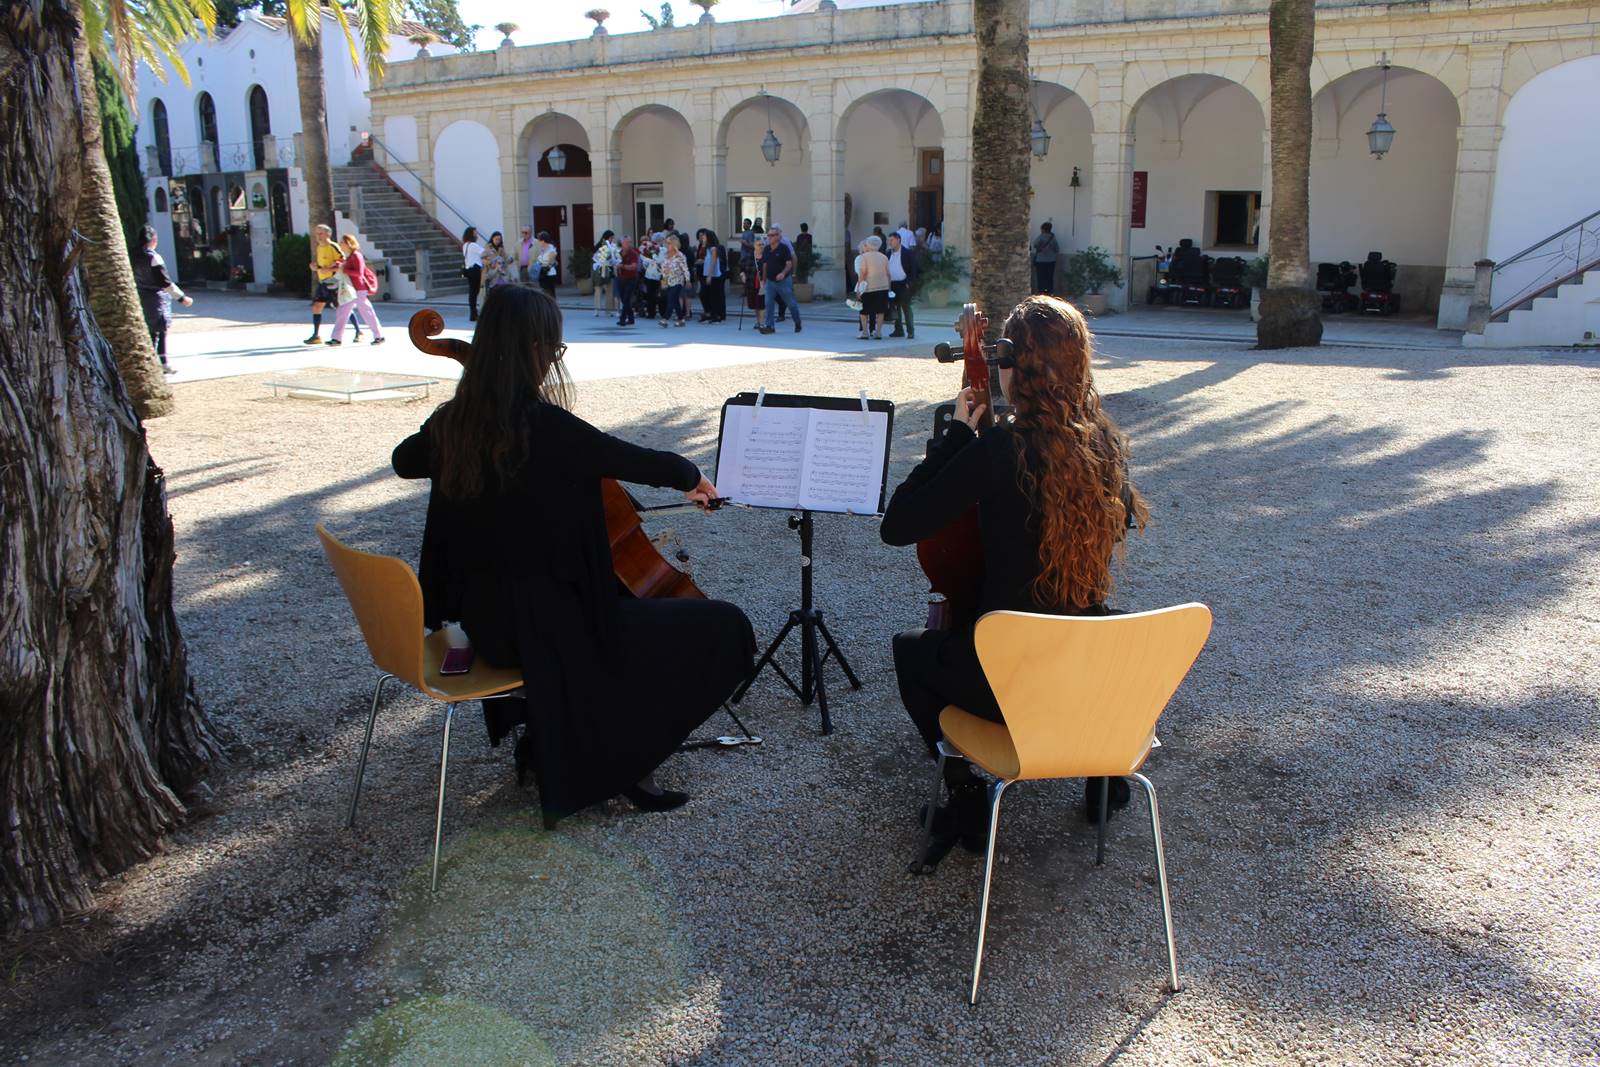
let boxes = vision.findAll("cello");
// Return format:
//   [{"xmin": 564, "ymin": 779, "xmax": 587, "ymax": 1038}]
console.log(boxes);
[
  {"xmin": 406, "ymin": 307, "xmax": 710, "ymax": 601},
  {"xmin": 916, "ymin": 303, "xmax": 995, "ymax": 629}
]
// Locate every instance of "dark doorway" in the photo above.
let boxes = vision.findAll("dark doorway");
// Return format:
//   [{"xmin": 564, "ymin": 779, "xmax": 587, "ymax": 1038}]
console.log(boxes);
[
  {"xmin": 270, "ymin": 180, "xmax": 291, "ymax": 238},
  {"xmin": 1211, "ymin": 190, "xmax": 1261, "ymax": 248},
  {"xmin": 197, "ymin": 92, "xmax": 219, "ymax": 164},
  {"xmin": 153, "ymin": 99, "xmax": 172, "ymax": 175},
  {"xmin": 534, "ymin": 205, "xmax": 565, "ymax": 283},
  {"xmin": 909, "ymin": 188, "xmax": 942, "ymax": 232},
  {"xmin": 248, "ymin": 86, "xmax": 271, "ymax": 169},
  {"xmin": 571, "ymin": 204, "xmax": 594, "ymax": 255}
]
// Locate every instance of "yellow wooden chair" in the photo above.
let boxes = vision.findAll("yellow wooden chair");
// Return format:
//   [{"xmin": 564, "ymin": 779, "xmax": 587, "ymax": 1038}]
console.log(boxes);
[
  {"xmin": 316, "ymin": 525, "xmax": 524, "ymax": 892},
  {"xmin": 922, "ymin": 603, "xmax": 1213, "ymax": 1004}
]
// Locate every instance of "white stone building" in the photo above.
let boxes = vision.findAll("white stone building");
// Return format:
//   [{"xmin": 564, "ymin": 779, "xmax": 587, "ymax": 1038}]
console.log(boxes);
[
  {"xmin": 359, "ymin": 0, "xmax": 1599, "ymax": 332},
  {"xmin": 134, "ymin": 12, "xmax": 451, "ymax": 288}
]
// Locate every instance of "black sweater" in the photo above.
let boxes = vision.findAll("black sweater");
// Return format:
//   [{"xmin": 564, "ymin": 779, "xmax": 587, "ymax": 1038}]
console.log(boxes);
[{"xmin": 880, "ymin": 419, "xmax": 1130, "ymax": 617}]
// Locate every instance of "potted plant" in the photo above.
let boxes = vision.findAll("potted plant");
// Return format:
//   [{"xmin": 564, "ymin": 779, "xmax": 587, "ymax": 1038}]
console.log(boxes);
[
  {"xmin": 917, "ymin": 245, "xmax": 967, "ymax": 308},
  {"xmin": 794, "ymin": 248, "xmax": 827, "ymax": 302},
  {"xmin": 408, "ymin": 30, "xmax": 438, "ymax": 57},
  {"xmin": 585, "ymin": 8, "xmax": 610, "ymax": 34},
  {"xmin": 1061, "ymin": 245, "xmax": 1124, "ymax": 315},
  {"xmin": 692, "ymin": 0, "xmax": 718, "ymax": 23},
  {"xmin": 568, "ymin": 244, "xmax": 593, "ymax": 294},
  {"xmin": 1243, "ymin": 254, "xmax": 1269, "ymax": 322},
  {"xmin": 494, "ymin": 21, "xmax": 519, "ymax": 46}
]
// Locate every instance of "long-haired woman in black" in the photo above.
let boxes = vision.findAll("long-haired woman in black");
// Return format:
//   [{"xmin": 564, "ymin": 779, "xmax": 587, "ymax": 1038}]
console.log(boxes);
[{"xmin": 393, "ymin": 285, "xmax": 755, "ymax": 826}]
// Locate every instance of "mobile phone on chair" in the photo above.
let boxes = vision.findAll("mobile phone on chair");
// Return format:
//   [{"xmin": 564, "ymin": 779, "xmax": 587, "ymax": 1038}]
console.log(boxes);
[{"xmin": 440, "ymin": 646, "xmax": 474, "ymax": 675}]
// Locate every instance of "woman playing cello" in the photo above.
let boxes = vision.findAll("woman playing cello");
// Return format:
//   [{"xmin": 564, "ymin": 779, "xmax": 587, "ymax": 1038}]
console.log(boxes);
[
  {"xmin": 392, "ymin": 285, "xmax": 754, "ymax": 827},
  {"xmin": 880, "ymin": 295, "xmax": 1148, "ymax": 866}
]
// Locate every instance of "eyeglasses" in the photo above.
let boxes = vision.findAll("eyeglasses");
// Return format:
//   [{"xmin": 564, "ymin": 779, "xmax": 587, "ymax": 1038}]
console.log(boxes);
[{"xmin": 553, "ymin": 343, "xmax": 568, "ymax": 361}]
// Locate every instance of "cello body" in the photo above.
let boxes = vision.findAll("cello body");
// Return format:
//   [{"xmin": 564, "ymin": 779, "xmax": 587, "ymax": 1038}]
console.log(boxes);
[
  {"xmin": 915, "ymin": 303, "xmax": 993, "ymax": 627},
  {"xmin": 406, "ymin": 308, "xmax": 709, "ymax": 602}
]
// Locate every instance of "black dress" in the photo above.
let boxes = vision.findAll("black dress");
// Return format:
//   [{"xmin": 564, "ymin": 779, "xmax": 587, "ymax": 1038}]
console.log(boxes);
[
  {"xmin": 879, "ymin": 420, "xmax": 1122, "ymax": 755},
  {"xmin": 393, "ymin": 402, "xmax": 755, "ymax": 826}
]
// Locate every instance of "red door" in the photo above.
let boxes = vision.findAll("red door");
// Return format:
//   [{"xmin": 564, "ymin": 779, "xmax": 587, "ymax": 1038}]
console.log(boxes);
[
  {"xmin": 572, "ymin": 204, "xmax": 594, "ymax": 256},
  {"xmin": 533, "ymin": 205, "xmax": 564, "ymax": 284}
]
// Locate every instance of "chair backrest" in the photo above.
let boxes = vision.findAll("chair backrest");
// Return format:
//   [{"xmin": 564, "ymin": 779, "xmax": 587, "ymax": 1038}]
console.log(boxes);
[
  {"xmin": 973, "ymin": 604, "xmax": 1212, "ymax": 781},
  {"xmin": 316, "ymin": 525, "xmax": 426, "ymax": 688}
]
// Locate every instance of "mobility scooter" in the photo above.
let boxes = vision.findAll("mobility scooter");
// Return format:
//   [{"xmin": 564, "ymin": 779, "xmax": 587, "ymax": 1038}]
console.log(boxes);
[
  {"xmin": 1211, "ymin": 256, "xmax": 1249, "ymax": 309},
  {"xmin": 1148, "ymin": 245, "xmax": 1180, "ymax": 305},
  {"xmin": 1358, "ymin": 252, "xmax": 1401, "ymax": 315},
  {"xmin": 1316, "ymin": 261, "xmax": 1359, "ymax": 313},
  {"xmin": 1170, "ymin": 239, "xmax": 1212, "ymax": 306}
]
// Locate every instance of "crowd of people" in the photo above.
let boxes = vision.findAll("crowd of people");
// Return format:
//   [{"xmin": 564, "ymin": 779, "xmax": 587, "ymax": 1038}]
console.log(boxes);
[{"xmin": 455, "ymin": 216, "xmax": 945, "ymax": 339}]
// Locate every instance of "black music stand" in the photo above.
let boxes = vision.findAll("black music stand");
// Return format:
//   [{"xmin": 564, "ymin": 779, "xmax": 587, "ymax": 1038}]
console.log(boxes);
[{"xmin": 718, "ymin": 392, "xmax": 894, "ymax": 734}]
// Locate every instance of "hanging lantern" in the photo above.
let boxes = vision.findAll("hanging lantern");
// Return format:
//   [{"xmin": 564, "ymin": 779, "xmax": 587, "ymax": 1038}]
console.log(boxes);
[
  {"xmin": 1367, "ymin": 53, "xmax": 1397, "ymax": 159},
  {"xmin": 760, "ymin": 89, "xmax": 781, "ymax": 164},
  {"xmin": 1030, "ymin": 118, "xmax": 1051, "ymax": 159},
  {"xmin": 547, "ymin": 144, "xmax": 567, "ymax": 174}
]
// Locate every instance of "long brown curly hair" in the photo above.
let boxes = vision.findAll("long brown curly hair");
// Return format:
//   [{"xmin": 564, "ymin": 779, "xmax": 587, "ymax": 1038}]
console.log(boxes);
[{"xmin": 1001, "ymin": 295, "xmax": 1148, "ymax": 610}]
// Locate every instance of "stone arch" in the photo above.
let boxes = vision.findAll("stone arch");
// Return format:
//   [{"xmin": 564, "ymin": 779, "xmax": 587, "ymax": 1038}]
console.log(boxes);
[
  {"xmin": 716, "ymin": 91, "xmax": 811, "ymax": 237},
  {"xmin": 611, "ymin": 101, "xmax": 696, "ymax": 239},
  {"xmin": 1123, "ymin": 59, "xmax": 1269, "ymax": 133},
  {"xmin": 247, "ymin": 84, "xmax": 271, "ymax": 169},
  {"xmin": 1028, "ymin": 80, "xmax": 1095, "ymax": 253},
  {"xmin": 433, "ymin": 118, "xmax": 503, "ymax": 237},
  {"xmin": 151, "ymin": 98, "xmax": 173, "ymax": 176},
  {"xmin": 1487, "ymin": 54, "xmax": 1600, "ymax": 308},
  {"xmin": 838, "ymin": 87, "xmax": 946, "ymax": 240},
  {"xmin": 1309, "ymin": 65, "xmax": 1460, "ymax": 312},
  {"xmin": 1127, "ymin": 73, "xmax": 1266, "ymax": 255},
  {"xmin": 515, "ymin": 111, "xmax": 593, "ymax": 265}
]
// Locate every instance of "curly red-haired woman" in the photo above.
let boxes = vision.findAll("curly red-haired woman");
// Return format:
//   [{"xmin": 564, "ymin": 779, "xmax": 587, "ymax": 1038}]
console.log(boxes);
[{"xmin": 880, "ymin": 295, "xmax": 1149, "ymax": 869}]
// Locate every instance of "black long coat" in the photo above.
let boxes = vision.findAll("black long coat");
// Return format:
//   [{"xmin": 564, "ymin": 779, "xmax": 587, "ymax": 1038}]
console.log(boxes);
[{"xmin": 394, "ymin": 402, "xmax": 754, "ymax": 824}]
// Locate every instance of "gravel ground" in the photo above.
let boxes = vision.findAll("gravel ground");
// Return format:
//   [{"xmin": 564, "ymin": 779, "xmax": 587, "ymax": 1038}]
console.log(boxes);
[{"xmin": 4, "ymin": 334, "xmax": 1599, "ymax": 1066}]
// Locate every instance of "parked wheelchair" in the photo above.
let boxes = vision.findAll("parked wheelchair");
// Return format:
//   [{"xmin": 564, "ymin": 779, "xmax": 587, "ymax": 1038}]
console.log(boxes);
[
  {"xmin": 1316, "ymin": 261, "xmax": 1359, "ymax": 313},
  {"xmin": 1358, "ymin": 252, "xmax": 1401, "ymax": 315}
]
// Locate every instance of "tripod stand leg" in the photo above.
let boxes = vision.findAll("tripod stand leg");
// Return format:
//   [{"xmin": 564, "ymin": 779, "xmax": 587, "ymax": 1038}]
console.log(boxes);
[
  {"xmin": 732, "ymin": 612, "xmax": 803, "ymax": 704},
  {"xmin": 809, "ymin": 620, "xmax": 833, "ymax": 735},
  {"xmin": 814, "ymin": 614, "xmax": 864, "ymax": 690}
]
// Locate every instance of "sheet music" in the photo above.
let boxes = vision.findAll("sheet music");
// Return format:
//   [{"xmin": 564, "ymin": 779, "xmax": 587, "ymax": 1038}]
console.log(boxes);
[
  {"xmin": 715, "ymin": 398, "xmax": 890, "ymax": 515},
  {"xmin": 715, "ymin": 405, "xmax": 811, "ymax": 509},
  {"xmin": 798, "ymin": 409, "xmax": 890, "ymax": 515}
]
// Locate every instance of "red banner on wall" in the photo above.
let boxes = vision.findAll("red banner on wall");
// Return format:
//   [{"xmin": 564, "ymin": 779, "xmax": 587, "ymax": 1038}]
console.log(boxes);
[{"xmin": 1131, "ymin": 171, "xmax": 1148, "ymax": 229}]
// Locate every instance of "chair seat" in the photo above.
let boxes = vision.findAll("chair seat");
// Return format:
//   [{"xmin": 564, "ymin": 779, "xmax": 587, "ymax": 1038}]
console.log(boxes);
[
  {"xmin": 938, "ymin": 704, "xmax": 1156, "ymax": 782},
  {"xmin": 419, "ymin": 630, "xmax": 524, "ymax": 702}
]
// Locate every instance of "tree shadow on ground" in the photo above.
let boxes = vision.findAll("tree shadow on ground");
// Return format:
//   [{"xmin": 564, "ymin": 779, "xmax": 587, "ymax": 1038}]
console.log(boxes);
[{"xmin": 6, "ymin": 355, "xmax": 1600, "ymax": 1064}]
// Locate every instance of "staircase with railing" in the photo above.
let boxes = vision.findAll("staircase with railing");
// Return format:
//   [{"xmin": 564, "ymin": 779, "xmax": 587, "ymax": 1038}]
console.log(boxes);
[
  {"xmin": 331, "ymin": 135, "xmax": 475, "ymax": 300},
  {"xmin": 1465, "ymin": 209, "xmax": 1600, "ymax": 348}
]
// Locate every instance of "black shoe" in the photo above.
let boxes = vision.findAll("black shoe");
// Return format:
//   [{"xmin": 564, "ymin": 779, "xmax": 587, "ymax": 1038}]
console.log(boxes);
[
  {"xmin": 794, "ymin": 322, "xmax": 802, "ymax": 333},
  {"xmin": 907, "ymin": 330, "xmax": 914, "ymax": 339},
  {"xmin": 759, "ymin": 326, "xmax": 775, "ymax": 335},
  {"xmin": 624, "ymin": 785, "xmax": 689, "ymax": 812},
  {"xmin": 890, "ymin": 329, "xmax": 906, "ymax": 337},
  {"xmin": 1083, "ymin": 777, "xmax": 1132, "ymax": 824},
  {"xmin": 325, "ymin": 338, "xmax": 342, "ymax": 346},
  {"xmin": 370, "ymin": 336, "xmax": 386, "ymax": 345}
]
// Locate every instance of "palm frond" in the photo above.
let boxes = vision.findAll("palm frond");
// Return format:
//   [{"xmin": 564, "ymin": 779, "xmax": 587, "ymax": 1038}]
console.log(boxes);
[
  {"xmin": 284, "ymin": 0, "xmax": 399, "ymax": 87},
  {"xmin": 81, "ymin": 0, "xmax": 217, "ymax": 115}
]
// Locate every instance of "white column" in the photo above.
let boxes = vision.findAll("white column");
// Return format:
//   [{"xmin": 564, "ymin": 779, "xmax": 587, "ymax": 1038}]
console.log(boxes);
[
  {"xmin": 1438, "ymin": 43, "xmax": 1507, "ymax": 330},
  {"xmin": 941, "ymin": 73, "xmax": 972, "ymax": 300},
  {"xmin": 692, "ymin": 91, "xmax": 720, "ymax": 233},
  {"xmin": 495, "ymin": 104, "xmax": 517, "ymax": 239},
  {"xmin": 586, "ymin": 105, "xmax": 623, "ymax": 238},
  {"xmin": 810, "ymin": 130, "xmax": 845, "ymax": 296},
  {"xmin": 1088, "ymin": 64, "xmax": 1133, "ymax": 309},
  {"xmin": 1256, "ymin": 126, "xmax": 1272, "ymax": 265}
]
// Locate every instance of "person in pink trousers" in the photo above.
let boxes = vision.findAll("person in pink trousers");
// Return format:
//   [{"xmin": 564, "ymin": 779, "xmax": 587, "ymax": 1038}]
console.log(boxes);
[{"xmin": 326, "ymin": 234, "xmax": 386, "ymax": 345}]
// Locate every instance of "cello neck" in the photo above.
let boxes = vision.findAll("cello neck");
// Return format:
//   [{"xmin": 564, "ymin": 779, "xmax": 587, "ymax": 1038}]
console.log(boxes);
[{"xmin": 408, "ymin": 308, "xmax": 470, "ymax": 364}]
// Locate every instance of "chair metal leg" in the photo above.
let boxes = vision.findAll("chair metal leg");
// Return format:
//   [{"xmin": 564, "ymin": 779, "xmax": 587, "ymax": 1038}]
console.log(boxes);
[
  {"xmin": 1095, "ymin": 776, "xmax": 1109, "ymax": 867},
  {"xmin": 969, "ymin": 778, "xmax": 1011, "ymax": 1005},
  {"xmin": 431, "ymin": 703, "xmax": 458, "ymax": 894},
  {"xmin": 916, "ymin": 747, "xmax": 949, "ymax": 862},
  {"xmin": 1131, "ymin": 771, "xmax": 1180, "ymax": 992},
  {"xmin": 346, "ymin": 673, "xmax": 392, "ymax": 828}
]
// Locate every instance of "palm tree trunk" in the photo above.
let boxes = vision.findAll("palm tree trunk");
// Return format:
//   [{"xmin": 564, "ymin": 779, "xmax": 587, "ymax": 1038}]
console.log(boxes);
[
  {"xmin": 1257, "ymin": 0, "xmax": 1323, "ymax": 348},
  {"xmin": 1, "ymin": 0, "xmax": 221, "ymax": 934},
  {"xmin": 969, "ymin": 0, "xmax": 1032, "ymax": 341},
  {"xmin": 69, "ymin": 0, "xmax": 175, "ymax": 418},
  {"xmin": 294, "ymin": 23, "xmax": 336, "ymax": 234}
]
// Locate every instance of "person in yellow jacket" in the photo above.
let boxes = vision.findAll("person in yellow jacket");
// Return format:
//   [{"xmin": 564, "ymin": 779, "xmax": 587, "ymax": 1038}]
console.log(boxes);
[{"xmin": 304, "ymin": 223, "xmax": 360, "ymax": 344}]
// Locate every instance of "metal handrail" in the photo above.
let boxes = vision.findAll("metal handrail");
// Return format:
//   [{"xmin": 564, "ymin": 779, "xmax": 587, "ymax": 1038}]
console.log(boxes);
[
  {"xmin": 363, "ymin": 131, "xmax": 476, "ymax": 238},
  {"xmin": 1490, "ymin": 208, "xmax": 1600, "ymax": 320},
  {"xmin": 1494, "ymin": 207, "xmax": 1600, "ymax": 271}
]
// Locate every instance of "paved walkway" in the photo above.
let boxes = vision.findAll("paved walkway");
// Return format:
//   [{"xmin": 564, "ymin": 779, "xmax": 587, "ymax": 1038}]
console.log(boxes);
[{"xmin": 164, "ymin": 289, "xmax": 1465, "ymax": 386}]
